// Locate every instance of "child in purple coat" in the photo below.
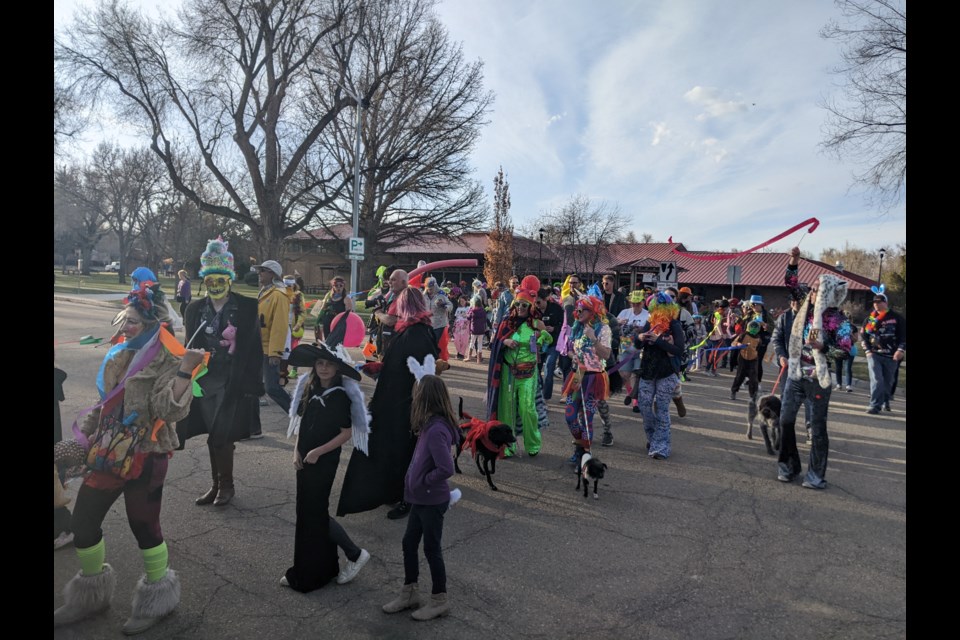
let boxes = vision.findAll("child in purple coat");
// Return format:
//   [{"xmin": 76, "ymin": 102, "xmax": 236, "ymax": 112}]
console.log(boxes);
[
  {"xmin": 382, "ymin": 374, "xmax": 459, "ymax": 621},
  {"xmin": 467, "ymin": 297, "xmax": 487, "ymax": 363}
]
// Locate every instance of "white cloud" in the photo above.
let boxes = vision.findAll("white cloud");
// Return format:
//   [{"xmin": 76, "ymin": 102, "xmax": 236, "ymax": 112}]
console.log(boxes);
[
  {"xmin": 684, "ymin": 86, "xmax": 750, "ymax": 121},
  {"xmin": 651, "ymin": 122, "xmax": 670, "ymax": 146}
]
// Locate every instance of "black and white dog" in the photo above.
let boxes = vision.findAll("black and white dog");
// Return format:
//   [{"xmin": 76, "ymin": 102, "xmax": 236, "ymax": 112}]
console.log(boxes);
[
  {"xmin": 747, "ymin": 394, "xmax": 782, "ymax": 455},
  {"xmin": 576, "ymin": 451, "xmax": 607, "ymax": 499}
]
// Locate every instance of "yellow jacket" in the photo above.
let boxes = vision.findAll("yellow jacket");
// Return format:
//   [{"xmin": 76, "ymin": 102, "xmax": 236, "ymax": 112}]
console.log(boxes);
[{"xmin": 259, "ymin": 286, "xmax": 291, "ymax": 357}]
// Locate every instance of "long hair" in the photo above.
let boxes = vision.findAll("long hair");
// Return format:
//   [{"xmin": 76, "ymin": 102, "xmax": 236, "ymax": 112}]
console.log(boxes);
[
  {"xmin": 394, "ymin": 286, "xmax": 428, "ymax": 321},
  {"xmin": 410, "ymin": 374, "xmax": 457, "ymax": 436}
]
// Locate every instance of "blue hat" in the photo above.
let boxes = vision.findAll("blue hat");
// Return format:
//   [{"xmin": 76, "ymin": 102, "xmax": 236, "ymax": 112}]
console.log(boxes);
[{"xmin": 749, "ymin": 295, "xmax": 764, "ymax": 305}]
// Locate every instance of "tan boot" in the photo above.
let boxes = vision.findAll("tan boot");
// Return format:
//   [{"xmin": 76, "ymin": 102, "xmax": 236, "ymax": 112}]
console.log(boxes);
[
  {"xmin": 196, "ymin": 444, "xmax": 219, "ymax": 505},
  {"xmin": 382, "ymin": 582, "xmax": 421, "ymax": 613},
  {"xmin": 411, "ymin": 592, "xmax": 449, "ymax": 620}
]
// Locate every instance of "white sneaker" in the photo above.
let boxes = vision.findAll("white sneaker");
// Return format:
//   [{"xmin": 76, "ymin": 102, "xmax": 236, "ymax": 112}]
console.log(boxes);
[
  {"xmin": 53, "ymin": 531, "xmax": 74, "ymax": 550},
  {"xmin": 449, "ymin": 488, "xmax": 462, "ymax": 507},
  {"xmin": 835, "ymin": 384, "xmax": 842, "ymax": 390},
  {"xmin": 259, "ymin": 397, "xmax": 269, "ymax": 407},
  {"xmin": 279, "ymin": 575, "xmax": 290, "ymax": 587},
  {"xmin": 337, "ymin": 549, "xmax": 370, "ymax": 585},
  {"xmin": 845, "ymin": 385, "xmax": 853, "ymax": 392}
]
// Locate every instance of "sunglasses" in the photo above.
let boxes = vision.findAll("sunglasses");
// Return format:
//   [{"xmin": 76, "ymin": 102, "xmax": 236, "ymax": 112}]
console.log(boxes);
[{"xmin": 516, "ymin": 302, "xmax": 531, "ymax": 309}]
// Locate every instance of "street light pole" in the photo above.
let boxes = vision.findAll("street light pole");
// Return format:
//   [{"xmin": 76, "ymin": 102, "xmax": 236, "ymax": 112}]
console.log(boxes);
[
  {"xmin": 311, "ymin": 69, "xmax": 366, "ymax": 295},
  {"xmin": 877, "ymin": 247, "xmax": 887, "ymax": 285},
  {"xmin": 538, "ymin": 228, "xmax": 545, "ymax": 283}
]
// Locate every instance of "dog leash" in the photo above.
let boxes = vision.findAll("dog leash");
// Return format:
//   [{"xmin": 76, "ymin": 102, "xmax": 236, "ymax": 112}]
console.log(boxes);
[{"xmin": 769, "ymin": 364, "xmax": 787, "ymax": 396}]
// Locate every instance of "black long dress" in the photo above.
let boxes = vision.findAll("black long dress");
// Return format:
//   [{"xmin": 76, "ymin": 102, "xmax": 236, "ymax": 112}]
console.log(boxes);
[
  {"xmin": 285, "ymin": 381, "xmax": 350, "ymax": 592},
  {"xmin": 176, "ymin": 292, "xmax": 264, "ymax": 447},
  {"xmin": 336, "ymin": 321, "xmax": 438, "ymax": 516}
]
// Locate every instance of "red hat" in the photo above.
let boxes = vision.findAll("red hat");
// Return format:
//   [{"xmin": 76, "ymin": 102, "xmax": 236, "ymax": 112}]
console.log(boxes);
[
  {"xmin": 729, "ymin": 297, "xmax": 740, "ymax": 306},
  {"xmin": 514, "ymin": 275, "xmax": 540, "ymax": 305}
]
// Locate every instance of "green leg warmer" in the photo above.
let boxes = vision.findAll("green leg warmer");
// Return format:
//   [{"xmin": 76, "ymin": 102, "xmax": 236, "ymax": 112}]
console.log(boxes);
[
  {"xmin": 141, "ymin": 542, "xmax": 169, "ymax": 584},
  {"xmin": 77, "ymin": 538, "xmax": 106, "ymax": 577}
]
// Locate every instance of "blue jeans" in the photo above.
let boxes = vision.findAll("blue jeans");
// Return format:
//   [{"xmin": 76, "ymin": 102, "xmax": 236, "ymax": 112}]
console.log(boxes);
[
  {"xmin": 541, "ymin": 345, "xmax": 559, "ymax": 400},
  {"xmin": 779, "ymin": 374, "xmax": 812, "ymax": 426},
  {"xmin": 867, "ymin": 354, "xmax": 898, "ymax": 410},
  {"xmin": 778, "ymin": 377, "xmax": 831, "ymax": 487},
  {"xmin": 263, "ymin": 355, "xmax": 291, "ymax": 413},
  {"xmin": 835, "ymin": 356, "xmax": 854, "ymax": 387}
]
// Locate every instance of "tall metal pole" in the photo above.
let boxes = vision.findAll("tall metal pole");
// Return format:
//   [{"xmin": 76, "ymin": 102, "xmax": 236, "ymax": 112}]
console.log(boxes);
[
  {"xmin": 350, "ymin": 104, "xmax": 361, "ymax": 296},
  {"xmin": 538, "ymin": 230, "xmax": 544, "ymax": 283}
]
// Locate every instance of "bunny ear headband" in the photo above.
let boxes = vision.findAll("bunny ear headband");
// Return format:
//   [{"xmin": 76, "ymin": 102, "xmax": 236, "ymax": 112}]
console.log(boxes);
[
  {"xmin": 871, "ymin": 284, "xmax": 886, "ymax": 296},
  {"xmin": 407, "ymin": 354, "xmax": 437, "ymax": 383}
]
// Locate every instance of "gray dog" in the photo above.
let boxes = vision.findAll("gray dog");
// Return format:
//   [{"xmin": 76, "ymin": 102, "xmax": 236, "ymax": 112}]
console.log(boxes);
[{"xmin": 747, "ymin": 394, "xmax": 782, "ymax": 455}]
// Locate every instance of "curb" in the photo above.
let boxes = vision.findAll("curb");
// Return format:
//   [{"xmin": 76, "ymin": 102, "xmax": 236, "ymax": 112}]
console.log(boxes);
[{"xmin": 54, "ymin": 294, "xmax": 126, "ymax": 309}]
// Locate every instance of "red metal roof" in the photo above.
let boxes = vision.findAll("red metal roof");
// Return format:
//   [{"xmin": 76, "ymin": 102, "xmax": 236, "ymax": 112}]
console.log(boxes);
[{"xmin": 284, "ymin": 230, "xmax": 875, "ymax": 290}]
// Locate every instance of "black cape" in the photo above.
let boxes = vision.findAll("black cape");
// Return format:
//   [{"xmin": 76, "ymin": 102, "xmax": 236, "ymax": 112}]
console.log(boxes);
[
  {"xmin": 177, "ymin": 292, "xmax": 264, "ymax": 447},
  {"xmin": 336, "ymin": 321, "xmax": 438, "ymax": 516}
]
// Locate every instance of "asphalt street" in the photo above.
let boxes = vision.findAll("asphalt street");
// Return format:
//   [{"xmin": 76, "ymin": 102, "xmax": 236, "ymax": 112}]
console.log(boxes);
[{"xmin": 54, "ymin": 297, "xmax": 907, "ymax": 639}]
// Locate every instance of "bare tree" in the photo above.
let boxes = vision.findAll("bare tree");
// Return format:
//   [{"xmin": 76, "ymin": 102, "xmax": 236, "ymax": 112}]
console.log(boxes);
[
  {"xmin": 54, "ymin": 175, "xmax": 110, "ymax": 274},
  {"xmin": 483, "ymin": 166, "xmax": 513, "ymax": 286},
  {"xmin": 533, "ymin": 194, "xmax": 630, "ymax": 281},
  {"xmin": 307, "ymin": 0, "xmax": 492, "ymax": 260},
  {"xmin": 56, "ymin": 143, "xmax": 166, "ymax": 282},
  {"xmin": 55, "ymin": 0, "xmax": 423, "ymax": 258},
  {"xmin": 820, "ymin": 0, "xmax": 906, "ymax": 210}
]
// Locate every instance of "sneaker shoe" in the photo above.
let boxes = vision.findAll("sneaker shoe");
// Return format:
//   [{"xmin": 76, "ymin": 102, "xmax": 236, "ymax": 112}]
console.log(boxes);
[
  {"xmin": 601, "ymin": 432, "xmax": 614, "ymax": 447},
  {"xmin": 54, "ymin": 531, "xmax": 74, "ymax": 550},
  {"xmin": 884, "ymin": 402, "xmax": 892, "ymax": 412},
  {"xmin": 866, "ymin": 407, "xmax": 881, "ymax": 415},
  {"xmin": 280, "ymin": 575, "xmax": 290, "ymax": 587},
  {"xmin": 623, "ymin": 394, "xmax": 633, "ymax": 406},
  {"xmin": 246, "ymin": 432, "xmax": 264, "ymax": 440},
  {"xmin": 650, "ymin": 453, "xmax": 666, "ymax": 460},
  {"xmin": 777, "ymin": 473, "xmax": 793, "ymax": 483},
  {"xmin": 337, "ymin": 549, "xmax": 371, "ymax": 585},
  {"xmin": 632, "ymin": 405, "xmax": 640, "ymax": 413},
  {"xmin": 554, "ymin": 369, "xmax": 563, "ymax": 379},
  {"xmin": 801, "ymin": 480, "xmax": 826, "ymax": 490},
  {"xmin": 835, "ymin": 384, "xmax": 842, "ymax": 390},
  {"xmin": 449, "ymin": 488, "xmax": 462, "ymax": 507},
  {"xmin": 730, "ymin": 391, "xmax": 737, "ymax": 401},
  {"xmin": 259, "ymin": 397, "xmax": 269, "ymax": 407},
  {"xmin": 845, "ymin": 385, "xmax": 853, "ymax": 392}
]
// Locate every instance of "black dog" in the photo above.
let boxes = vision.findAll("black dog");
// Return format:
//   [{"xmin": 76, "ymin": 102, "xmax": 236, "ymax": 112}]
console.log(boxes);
[
  {"xmin": 455, "ymin": 399, "xmax": 517, "ymax": 491},
  {"xmin": 576, "ymin": 451, "xmax": 607, "ymax": 499},
  {"xmin": 747, "ymin": 394, "xmax": 782, "ymax": 455}
]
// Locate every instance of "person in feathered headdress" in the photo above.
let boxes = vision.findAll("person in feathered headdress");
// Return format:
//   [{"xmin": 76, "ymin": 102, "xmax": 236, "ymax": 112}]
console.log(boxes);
[
  {"xmin": 634, "ymin": 291, "xmax": 685, "ymax": 460},
  {"xmin": 176, "ymin": 236, "xmax": 265, "ymax": 506},
  {"xmin": 55, "ymin": 278, "xmax": 205, "ymax": 634},
  {"xmin": 561, "ymin": 292, "xmax": 611, "ymax": 462},
  {"xmin": 486, "ymin": 275, "xmax": 552, "ymax": 457},
  {"xmin": 777, "ymin": 247, "xmax": 853, "ymax": 490}
]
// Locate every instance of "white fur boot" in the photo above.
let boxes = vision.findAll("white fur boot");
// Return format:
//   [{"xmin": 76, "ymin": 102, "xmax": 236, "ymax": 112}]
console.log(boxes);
[
  {"xmin": 122, "ymin": 569, "xmax": 181, "ymax": 636},
  {"xmin": 54, "ymin": 563, "xmax": 117, "ymax": 627}
]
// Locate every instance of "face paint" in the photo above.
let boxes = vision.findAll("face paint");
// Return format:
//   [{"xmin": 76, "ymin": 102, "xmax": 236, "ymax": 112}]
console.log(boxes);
[{"xmin": 204, "ymin": 275, "xmax": 232, "ymax": 300}]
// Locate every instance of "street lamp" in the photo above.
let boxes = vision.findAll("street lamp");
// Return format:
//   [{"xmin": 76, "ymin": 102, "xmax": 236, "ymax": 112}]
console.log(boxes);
[
  {"xmin": 311, "ymin": 69, "xmax": 368, "ymax": 295},
  {"xmin": 538, "ymin": 228, "xmax": 545, "ymax": 283},
  {"xmin": 877, "ymin": 247, "xmax": 887, "ymax": 285}
]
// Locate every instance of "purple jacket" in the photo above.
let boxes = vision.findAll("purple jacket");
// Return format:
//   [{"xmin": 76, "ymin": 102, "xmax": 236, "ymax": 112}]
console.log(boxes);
[{"xmin": 404, "ymin": 415, "xmax": 458, "ymax": 506}]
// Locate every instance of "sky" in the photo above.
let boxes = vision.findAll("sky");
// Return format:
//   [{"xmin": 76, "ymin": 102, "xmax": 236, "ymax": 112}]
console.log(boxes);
[{"xmin": 55, "ymin": 0, "xmax": 906, "ymax": 259}]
